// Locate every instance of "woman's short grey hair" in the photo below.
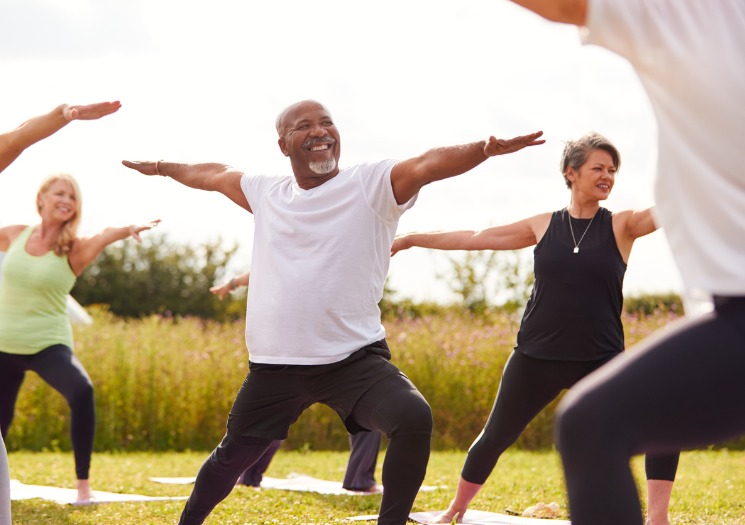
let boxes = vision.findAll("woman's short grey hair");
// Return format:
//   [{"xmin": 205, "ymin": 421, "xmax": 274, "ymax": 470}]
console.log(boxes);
[{"xmin": 559, "ymin": 132, "xmax": 621, "ymax": 188}]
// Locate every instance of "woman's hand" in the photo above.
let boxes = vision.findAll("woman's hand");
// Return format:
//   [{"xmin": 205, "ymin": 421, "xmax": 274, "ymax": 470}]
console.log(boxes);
[
  {"xmin": 391, "ymin": 234, "xmax": 412, "ymax": 257},
  {"xmin": 63, "ymin": 101, "xmax": 122, "ymax": 121},
  {"xmin": 210, "ymin": 281, "xmax": 235, "ymax": 301},
  {"xmin": 129, "ymin": 220, "xmax": 161, "ymax": 243}
]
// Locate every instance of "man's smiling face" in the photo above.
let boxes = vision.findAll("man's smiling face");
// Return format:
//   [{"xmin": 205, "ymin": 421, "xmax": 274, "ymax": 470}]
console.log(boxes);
[{"xmin": 277, "ymin": 100, "xmax": 341, "ymax": 189}]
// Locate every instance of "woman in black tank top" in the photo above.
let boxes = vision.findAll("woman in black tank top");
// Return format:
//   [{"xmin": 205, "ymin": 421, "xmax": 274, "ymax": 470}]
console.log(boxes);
[{"xmin": 392, "ymin": 132, "xmax": 678, "ymax": 525}]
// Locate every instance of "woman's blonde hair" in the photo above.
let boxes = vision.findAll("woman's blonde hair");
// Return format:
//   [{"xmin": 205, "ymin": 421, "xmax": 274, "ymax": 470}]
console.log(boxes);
[{"xmin": 36, "ymin": 173, "xmax": 82, "ymax": 256}]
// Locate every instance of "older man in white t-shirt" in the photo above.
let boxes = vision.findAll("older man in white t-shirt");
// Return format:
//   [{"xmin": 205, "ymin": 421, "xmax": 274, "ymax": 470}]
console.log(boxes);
[{"xmin": 123, "ymin": 100, "xmax": 543, "ymax": 525}]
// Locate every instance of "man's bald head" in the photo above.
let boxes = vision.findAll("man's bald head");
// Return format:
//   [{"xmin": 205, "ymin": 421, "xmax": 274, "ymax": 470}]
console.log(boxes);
[{"xmin": 275, "ymin": 100, "xmax": 330, "ymax": 137}]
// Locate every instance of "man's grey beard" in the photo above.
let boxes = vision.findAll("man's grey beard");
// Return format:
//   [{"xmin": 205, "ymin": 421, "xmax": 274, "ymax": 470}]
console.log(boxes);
[{"xmin": 309, "ymin": 159, "xmax": 337, "ymax": 175}]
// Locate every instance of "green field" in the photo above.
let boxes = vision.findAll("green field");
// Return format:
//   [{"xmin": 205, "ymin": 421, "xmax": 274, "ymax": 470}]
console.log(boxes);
[
  {"xmin": 6, "ymin": 304, "xmax": 745, "ymax": 523},
  {"xmin": 8, "ymin": 449, "xmax": 745, "ymax": 524}
]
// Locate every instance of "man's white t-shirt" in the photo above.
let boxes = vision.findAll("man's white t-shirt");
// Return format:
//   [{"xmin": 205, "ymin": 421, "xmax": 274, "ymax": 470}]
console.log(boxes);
[
  {"xmin": 585, "ymin": 0, "xmax": 745, "ymax": 297},
  {"xmin": 240, "ymin": 159, "xmax": 415, "ymax": 365}
]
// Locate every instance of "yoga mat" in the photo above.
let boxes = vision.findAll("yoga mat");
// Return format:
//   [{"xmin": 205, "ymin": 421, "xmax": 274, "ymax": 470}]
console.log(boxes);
[
  {"xmin": 149, "ymin": 473, "xmax": 440, "ymax": 495},
  {"xmin": 149, "ymin": 477, "xmax": 197, "ymax": 485},
  {"xmin": 408, "ymin": 510, "xmax": 570, "ymax": 524},
  {"xmin": 260, "ymin": 474, "xmax": 382, "ymax": 495},
  {"xmin": 10, "ymin": 479, "xmax": 188, "ymax": 505}
]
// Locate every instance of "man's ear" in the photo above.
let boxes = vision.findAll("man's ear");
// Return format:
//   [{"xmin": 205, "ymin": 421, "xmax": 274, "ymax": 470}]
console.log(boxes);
[{"xmin": 278, "ymin": 137, "xmax": 289, "ymax": 157}]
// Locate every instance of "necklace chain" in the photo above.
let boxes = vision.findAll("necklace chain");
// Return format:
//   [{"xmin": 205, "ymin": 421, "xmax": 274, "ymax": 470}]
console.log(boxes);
[{"xmin": 568, "ymin": 209, "xmax": 598, "ymax": 254}]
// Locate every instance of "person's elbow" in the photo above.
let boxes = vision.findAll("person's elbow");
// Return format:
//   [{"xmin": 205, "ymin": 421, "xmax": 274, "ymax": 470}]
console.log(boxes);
[
  {"xmin": 514, "ymin": 0, "xmax": 587, "ymax": 26},
  {"xmin": 552, "ymin": 2, "xmax": 587, "ymax": 25}
]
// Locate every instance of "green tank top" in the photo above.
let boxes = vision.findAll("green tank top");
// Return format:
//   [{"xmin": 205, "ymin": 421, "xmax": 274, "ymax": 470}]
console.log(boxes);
[{"xmin": 0, "ymin": 226, "xmax": 76, "ymax": 354}]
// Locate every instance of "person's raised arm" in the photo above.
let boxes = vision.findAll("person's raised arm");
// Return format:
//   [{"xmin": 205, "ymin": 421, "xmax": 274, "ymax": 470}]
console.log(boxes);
[
  {"xmin": 613, "ymin": 208, "xmax": 659, "ymax": 242},
  {"xmin": 0, "ymin": 101, "xmax": 121, "ymax": 173},
  {"xmin": 210, "ymin": 271, "xmax": 250, "ymax": 300},
  {"xmin": 121, "ymin": 160, "xmax": 250, "ymax": 212},
  {"xmin": 624, "ymin": 207, "xmax": 658, "ymax": 240},
  {"xmin": 391, "ymin": 213, "xmax": 551, "ymax": 255},
  {"xmin": 68, "ymin": 220, "xmax": 160, "ymax": 276},
  {"xmin": 611, "ymin": 206, "xmax": 659, "ymax": 261},
  {"xmin": 508, "ymin": 0, "xmax": 587, "ymax": 25},
  {"xmin": 390, "ymin": 132, "xmax": 544, "ymax": 204}
]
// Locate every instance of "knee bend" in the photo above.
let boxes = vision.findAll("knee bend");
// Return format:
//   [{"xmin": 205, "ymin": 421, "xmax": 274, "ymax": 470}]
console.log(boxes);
[
  {"xmin": 390, "ymin": 395, "xmax": 433, "ymax": 437},
  {"xmin": 555, "ymin": 392, "xmax": 607, "ymax": 454},
  {"xmin": 72, "ymin": 381, "xmax": 94, "ymax": 406},
  {"xmin": 471, "ymin": 427, "xmax": 517, "ymax": 458},
  {"xmin": 207, "ymin": 434, "xmax": 273, "ymax": 476}
]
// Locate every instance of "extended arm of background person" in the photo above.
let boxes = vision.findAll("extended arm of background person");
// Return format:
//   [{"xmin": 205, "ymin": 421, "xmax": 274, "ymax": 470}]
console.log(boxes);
[
  {"xmin": 389, "ymin": 132, "xmax": 544, "ymax": 204},
  {"xmin": 0, "ymin": 101, "xmax": 122, "ymax": 173},
  {"xmin": 391, "ymin": 213, "xmax": 551, "ymax": 255},
  {"xmin": 68, "ymin": 220, "xmax": 160, "ymax": 276},
  {"xmin": 622, "ymin": 207, "xmax": 658, "ymax": 239},
  {"xmin": 210, "ymin": 271, "xmax": 250, "ymax": 300},
  {"xmin": 612, "ymin": 207, "xmax": 659, "ymax": 260},
  {"xmin": 121, "ymin": 160, "xmax": 250, "ymax": 211},
  {"xmin": 508, "ymin": 0, "xmax": 588, "ymax": 25}
]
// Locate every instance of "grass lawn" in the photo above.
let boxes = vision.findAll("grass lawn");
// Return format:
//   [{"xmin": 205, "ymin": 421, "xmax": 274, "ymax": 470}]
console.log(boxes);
[{"xmin": 8, "ymin": 449, "xmax": 745, "ymax": 524}]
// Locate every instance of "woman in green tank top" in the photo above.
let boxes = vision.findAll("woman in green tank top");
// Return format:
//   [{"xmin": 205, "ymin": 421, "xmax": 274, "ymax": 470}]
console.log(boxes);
[{"xmin": 0, "ymin": 100, "xmax": 156, "ymax": 505}]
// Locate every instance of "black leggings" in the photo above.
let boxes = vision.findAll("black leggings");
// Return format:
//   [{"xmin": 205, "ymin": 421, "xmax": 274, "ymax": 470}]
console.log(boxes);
[
  {"xmin": 462, "ymin": 350, "xmax": 679, "ymax": 484},
  {"xmin": 179, "ymin": 346, "xmax": 432, "ymax": 525},
  {"xmin": 556, "ymin": 296, "xmax": 745, "ymax": 525},
  {"xmin": 0, "ymin": 345, "xmax": 95, "ymax": 480}
]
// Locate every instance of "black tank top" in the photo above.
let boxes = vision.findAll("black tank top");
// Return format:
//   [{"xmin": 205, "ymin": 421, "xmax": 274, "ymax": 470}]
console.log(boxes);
[{"xmin": 515, "ymin": 208, "xmax": 627, "ymax": 361}]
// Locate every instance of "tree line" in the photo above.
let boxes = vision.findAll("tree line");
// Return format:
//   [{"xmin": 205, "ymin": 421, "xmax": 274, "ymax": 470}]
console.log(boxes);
[{"xmin": 72, "ymin": 236, "xmax": 682, "ymax": 320}]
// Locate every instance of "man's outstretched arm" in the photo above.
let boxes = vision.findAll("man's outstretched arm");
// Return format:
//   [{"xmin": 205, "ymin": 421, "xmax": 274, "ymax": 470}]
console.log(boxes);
[
  {"xmin": 121, "ymin": 160, "xmax": 250, "ymax": 212},
  {"xmin": 390, "ymin": 131, "xmax": 544, "ymax": 204},
  {"xmin": 508, "ymin": 0, "xmax": 587, "ymax": 25}
]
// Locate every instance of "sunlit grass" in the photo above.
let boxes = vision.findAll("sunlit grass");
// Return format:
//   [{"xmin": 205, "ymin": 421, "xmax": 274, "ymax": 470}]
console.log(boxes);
[
  {"xmin": 7, "ymin": 306, "xmax": 701, "ymax": 453},
  {"xmin": 8, "ymin": 304, "xmax": 745, "ymax": 523},
  {"xmin": 8, "ymin": 449, "xmax": 745, "ymax": 524}
]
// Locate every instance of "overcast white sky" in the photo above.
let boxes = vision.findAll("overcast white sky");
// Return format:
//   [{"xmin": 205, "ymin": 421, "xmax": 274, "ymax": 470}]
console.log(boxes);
[{"xmin": 0, "ymin": 0, "xmax": 683, "ymax": 303}]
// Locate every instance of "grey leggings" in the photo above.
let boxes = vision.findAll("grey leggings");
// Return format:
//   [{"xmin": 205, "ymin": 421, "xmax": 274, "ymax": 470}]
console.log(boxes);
[
  {"xmin": 237, "ymin": 430, "xmax": 381, "ymax": 489},
  {"xmin": 462, "ymin": 350, "xmax": 679, "ymax": 484},
  {"xmin": 557, "ymin": 296, "xmax": 745, "ymax": 525},
  {"xmin": 0, "ymin": 345, "xmax": 95, "ymax": 480}
]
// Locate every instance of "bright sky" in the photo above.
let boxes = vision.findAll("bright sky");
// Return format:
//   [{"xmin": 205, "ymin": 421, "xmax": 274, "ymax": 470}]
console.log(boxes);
[{"xmin": 0, "ymin": 0, "xmax": 683, "ymax": 303}]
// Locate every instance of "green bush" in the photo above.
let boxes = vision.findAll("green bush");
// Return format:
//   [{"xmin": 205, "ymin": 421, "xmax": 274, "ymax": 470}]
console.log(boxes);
[
  {"xmin": 624, "ymin": 292, "xmax": 684, "ymax": 315},
  {"xmin": 71, "ymin": 234, "xmax": 242, "ymax": 320}
]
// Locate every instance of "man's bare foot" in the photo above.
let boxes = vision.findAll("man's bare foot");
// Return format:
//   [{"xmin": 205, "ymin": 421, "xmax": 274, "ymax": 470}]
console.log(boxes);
[{"xmin": 75, "ymin": 479, "xmax": 93, "ymax": 504}]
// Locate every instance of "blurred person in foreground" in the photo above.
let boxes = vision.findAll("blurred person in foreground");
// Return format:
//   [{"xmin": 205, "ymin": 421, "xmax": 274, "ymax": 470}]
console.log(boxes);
[{"xmin": 503, "ymin": 1, "xmax": 745, "ymax": 524}]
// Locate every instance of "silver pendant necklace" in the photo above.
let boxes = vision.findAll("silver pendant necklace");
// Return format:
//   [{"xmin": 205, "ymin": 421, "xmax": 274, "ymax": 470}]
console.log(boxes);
[{"xmin": 568, "ymin": 209, "xmax": 598, "ymax": 254}]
